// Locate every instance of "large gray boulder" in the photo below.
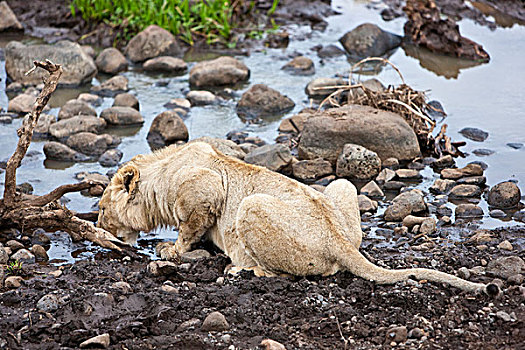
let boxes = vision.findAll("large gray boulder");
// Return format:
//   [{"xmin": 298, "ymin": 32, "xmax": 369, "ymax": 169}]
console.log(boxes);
[
  {"xmin": 125, "ymin": 25, "xmax": 182, "ymax": 63},
  {"xmin": 339, "ymin": 23, "xmax": 402, "ymax": 59},
  {"xmin": 5, "ymin": 41, "xmax": 97, "ymax": 86},
  {"xmin": 189, "ymin": 56, "xmax": 250, "ymax": 88},
  {"xmin": 0, "ymin": 1, "xmax": 22, "ymax": 32},
  {"xmin": 298, "ymin": 105, "xmax": 420, "ymax": 163},
  {"xmin": 236, "ymin": 84, "xmax": 295, "ymax": 119},
  {"xmin": 49, "ymin": 115, "xmax": 106, "ymax": 139}
]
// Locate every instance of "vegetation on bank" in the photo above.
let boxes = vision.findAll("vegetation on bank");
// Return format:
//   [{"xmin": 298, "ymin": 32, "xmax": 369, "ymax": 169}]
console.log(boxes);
[{"xmin": 70, "ymin": 0, "xmax": 279, "ymax": 45}]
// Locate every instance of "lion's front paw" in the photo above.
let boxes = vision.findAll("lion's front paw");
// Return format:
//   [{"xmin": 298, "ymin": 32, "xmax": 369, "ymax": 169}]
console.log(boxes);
[{"xmin": 156, "ymin": 242, "xmax": 181, "ymax": 262}]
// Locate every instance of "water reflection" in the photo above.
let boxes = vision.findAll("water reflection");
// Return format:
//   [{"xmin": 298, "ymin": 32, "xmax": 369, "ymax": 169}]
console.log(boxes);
[{"xmin": 402, "ymin": 44, "xmax": 486, "ymax": 79}]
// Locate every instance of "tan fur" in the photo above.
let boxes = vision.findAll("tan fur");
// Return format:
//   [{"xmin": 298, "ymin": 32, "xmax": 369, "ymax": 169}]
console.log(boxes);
[{"xmin": 97, "ymin": 142, "xmax": 497, "ymax": 295}]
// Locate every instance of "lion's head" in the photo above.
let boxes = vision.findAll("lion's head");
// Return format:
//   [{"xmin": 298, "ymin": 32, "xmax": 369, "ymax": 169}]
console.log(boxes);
[{"xmin": 97, "ymin": 163, "xmax": 150, "ymax": 244}]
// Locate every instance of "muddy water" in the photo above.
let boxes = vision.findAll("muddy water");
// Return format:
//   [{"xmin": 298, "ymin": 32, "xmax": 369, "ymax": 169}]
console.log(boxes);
[{"xmin": 0, "ymin": 0, "xmax": 524, "ymax": 262}]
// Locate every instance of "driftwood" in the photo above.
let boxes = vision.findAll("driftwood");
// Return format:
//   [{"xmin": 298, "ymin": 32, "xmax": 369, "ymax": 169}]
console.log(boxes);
[{"xmin": 0, "ymin": 60, "xmax": 128, "ymax": 252}]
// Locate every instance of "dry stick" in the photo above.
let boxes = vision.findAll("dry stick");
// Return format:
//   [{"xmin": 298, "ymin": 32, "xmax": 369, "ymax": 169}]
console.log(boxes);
[
  {"xmin": 3, "ymin": 60, "xmax": 62, "ymax": 208},
  {"xmin": 24, "ymin": 181, "xmax": 104, "ymax": 207}
]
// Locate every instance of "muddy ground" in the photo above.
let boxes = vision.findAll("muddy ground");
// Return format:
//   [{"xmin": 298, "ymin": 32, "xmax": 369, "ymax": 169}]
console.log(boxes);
[{"xmin": 1, "ymin": 226, "xmax": 523, "ymax": 349}]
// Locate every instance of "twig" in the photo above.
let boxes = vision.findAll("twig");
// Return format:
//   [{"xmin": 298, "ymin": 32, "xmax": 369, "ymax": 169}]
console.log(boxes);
[
  {"xmin": 24, "ymin": 181, "xmax": 104, "ymax": 207},
  {"xmin": 3, "ymin": 60, "xmax": 62, "ymax": 208},
  {"xmin": 333, "ymin": 311, "xmax": 348, "ymax": 350}
]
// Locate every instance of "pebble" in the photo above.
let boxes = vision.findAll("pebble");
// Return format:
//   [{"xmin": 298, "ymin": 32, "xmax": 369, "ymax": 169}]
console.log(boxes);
[
  {"xmin": 488, "ymin": 181, "xmax": 521, "ymax": 209},
  {"xmin": 395, "ymin": 169, "xmax": 421, "ymax": 180},
  {"xmin": 497, "ymin": 240, "xmax": 513, "ymax": 251},
  {"xmin": 160, "ymin": 284, "xmax": 179, "ymax": 294},
  {"xmin": 177, "ymin": 318, "xmax": 201, "ymax": 332},
  {"xmin": 455, "ymin": 204, "xmax": 483, "ymax": 218},
  {"xmin": 5, "ymin": 276, "xmax": 24, "ymax": 288},
  {"xmin": 386, "ymin": 325, "xmax": 408, "ymax": 343},
  {"xmin": 37, "ymin": 293, "xmax": 59, "ymax": 312},
  {"xmin": 472, "ymin": 148, "xmax": 495, "ymax": 156},
  {"xmin": 181, "ymin": 249, "xmax": 211, "ymax": 262},
  {"xmin": 79, "ymin": 333, "xmax": 110, "ymax": 349},
  {"xmin": 489, "ymin": 209, "xmax": 506, "ymax": 218},
  {"xmin": 449, "ymin": 184, "xmax": 482, "ymax": 198},
  {"xmin": 486, "ymin": 256, "xmax": 525, "ymax": 279},
  {"xmin": 31, "ymin": 244, "xmax": 49, "ymax": 261},
  {"xmin": 506, "ymin": 142, "xmax": 523, "ymax": 149},
  {"xmin": 376, "ymin": 168, "xmax": 396, "ymax": 184},
  {"xmin": 6, "ymin": 240, "xmax": 24, "ymax": 252},
  {"xmin": 201, "ymin": 311, "xmax": 230, "ymax": 331},
  {"xmin": 11, "ymin": 248, "xmax": 35, "ymax": 264},
  {"xmin": 186, "ymin": 90, "xmax": 217, "ymax": 106},
  {"xmin": 111, "ymin": 281, "xmax": 133, "ymax": 294},
  {"xmin": 495, "ymin": 311, "xmax": 512, "ymax": 322},
  {"xmin": 0, "ymin": 246, "xmax": 8, "ymax": 264},
  {"xmin": 261, "ymin": 339, "xmax": 286, "ymax": 350},
  {"xmin": 382, "ymin": 157, "xmax": 399, "ymax": 170},
  {"xmin": 147, "ymin": 261, "xmax": 178, "ymax": 276},
  {"xmin": 360, "ymin": 180, "xmax": 384, "ymax": 198},
  {"xmin": 457, "ymin": 267, "xmax": 470, "ymax": 280},
  {"xmin": 459, "ymin": 127, "xmax": 488, "ymax": 142}
]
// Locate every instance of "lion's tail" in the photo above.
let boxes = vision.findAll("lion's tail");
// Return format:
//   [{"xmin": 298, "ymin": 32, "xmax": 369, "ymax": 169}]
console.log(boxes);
[{"xmin": 337, "ymin": 242, "xmax": 499, "ymax": 296}]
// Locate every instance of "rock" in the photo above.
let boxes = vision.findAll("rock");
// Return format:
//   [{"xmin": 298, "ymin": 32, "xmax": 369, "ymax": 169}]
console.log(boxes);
[
  {"xmin": 507, "ymin": 142, "xmax": 523, "ymax": 150},
  {"xmin": 100, "ymin": 106, "xmax": 143, "ymax": 125},
  {"xmin": 77, "ymin": 93, "xmax": 102, "ymax": 106},
  {"xmin": 143, "ymin": 56, "xmax": 187, "ymax": 73},
  {"xmin": 292, "ymin": 158, "xmax": 332, "ymax": 181},
  {"xmin": 49, "ymin": 115, "xmax": 106, "ymax": 139},
  {"xmin": 191, "ymin": 137, "xmax": 245, "ymax": 160},
  {"xmin": 8, "ymin": 93, "xmax": 36, "ymax": 114},
  {"xmin": 457, "ymin": 267, "xmax": 471, "ymax": 280},
  {"xmin": 430, "ymin": 179, "xmax": 455, "ymax": 194},
  {"xmin": 278, "ymin": 112, "xmax": 310, "ymax": 133},
  {"xmin": 245, "ymin": 144, "xmax": 292, "ymax": 172},
  {"xmin": 299, "ymin": 105, "xmax": 420, "ymax": 163},
  {"xmin": 113, "ymin": 93, "xmax": 139, "ymax": 110},
  {"xmin": 0, "ymin": 2, "xmax": 22, "ymax": 31},
  {"xmin": 5, "ymin": 276, "xmax": 23, "ymax": 288},
  {"xmin": 508, "ymin": 274, "xmax": 523, "ymax": 285},
  {"xmin": 402, "ymin": 215, "xmax": 426, "ymax": 228},
  {"xmin": 395, "ymin": 169, "xmax": 421, "ymax": 180},
  {"xmin": 0, "ymin": 246, "xmax": 8, "ymax": 264},
  {"xmin": 187, "ymin": 90, "xmax": 217, "ymax": 106},
  {"xmin": 177, "ymin": 318, "xmax": 201, "ymax": 332},
  {"xmin": 189, "ymin": 56, "xmax": 250, "ymax": 87},
  {"xmin": 281, "ymin": 56, "xmax": 315, "ymax": 75},
  {"xmin": 80, "ymin": 334, "xmax": 110, "ymax": 349},
  {"xmin": 305, "ymin": 77, "xmax": 346, "ymax": 99},
  {"xmin": 449, "ymin": 184, "xmax": 482, "ymax": 198},
  {"xmin": 31, "ymin": 244, "xmax": 48, "ymax": 261},
  {"xmin": 433, "ymin": 155, "xmax": 455, "ymax": 168},
  {"xmin": 486, "ymin": 256, "xmax": 524, "ymax": 279},
  {"xmin": 164, "ymin": 98, "xmax": 191, "ymax": 111},
  {"xmin": 358, "ymin": 194, "xmax": 378, "ymax": 213},
  {"xmin": 6, "ymin": 41, "xmax": 97, "ymax": 85},
  {"xmin": 147, "ymin": 110, "xmax": 188, "ymax": 148},
  {"xmin": 472, "ymin": 148, "xmax": 494, "ymax": 156},
  {"xmin": 488, "ymin": 181, "xmax": 521, "ymax": 209},
  {"xmin": 99, "ymin": 149, "xmax": 123, "ymax": 167},
  {"xmin": 317, "ymin": 44, "xmax": 345, "ymax": 58},
  {"xmin": 6, "ymin": 240, "xmax": 24, "ymax": 251},
  {"xmin": 385, "ymin": 325, "xmax": 408, "ymax": 344},
  {"xmin": 43, "ymin": 142, "xmax": 89, "ymax": 162},
  {"xmin": 0, "ymin": 115, "xmax": 13, "ymax": 124},
  {"xmin": 457, "ymin": 176, "xmax": 486, "ymax": 186},
  {"xmin": 420, "ymin": 218, "xmax": 437, "ymax": 234},
  {"xmin": 66, "ymin": 132, "xmax": 120, "ymax": 156},
  {"xmin": 339, "ymin": 23, "xmax": 402, "ymax": 59},
  {"xmin": 37, "ymin": 294, "xmax": 59, "ymax": 312},
  {"xmin": 497, "ymin": 240, "xmax": 513, "ymax": 251},
  {"xmin": 261, "ymin": 339, "xmax": 287, "ymax": 350},
  {"xmin": 237, "ymin": 84, "xmax": 295, "ymax": 119},
  {"xmin": 81, "ymin": 45, "xmax": 96, "ymax": 58},
  {"xmin": 201, "ymin": 311, "xmax": 229, "ymax": 332},
  {"xmin": 58, "ymin": 99, "xmax": 97, "ymax": 120},
  {"xmin": 376, "ymin": 168, "xmax": 396, "ymax": 184},
  {"xmin": 496, "ymin": 311, "xmax": 512, "ymax": 322},
  {"xmin": 336, "ymin": 144, "xmax": 381, "ymax": 180},
  {"xmin": 441, "ymin": 164, "xmax": 484, "ymax": 180},
  {"xmin": 95, "ymin": 48, "xmax": 128, "ymax": 74},
  {"xmin": 383, "ymin": 181, "xmax": 406, "ymax": 191},
  {"xmin": 11, "ymin": 248, "xmax": 35, "ymax": 264},
  {"xmin": 125, "ymin": 25, "xmax": 182, "ymax": 62},
  {"xmin": 360, "ymin": 181, "xmax": 384, "ymax": 198},
  {"xmin": 111, "ymin": 281, "xmax": 133, "ymax": 294},
  {"xmin": 181, "ymin": 249, "xmax": 211, "ymax": 263},
  {"xmin": 455, "ymin": 204, "xmax": 483, "ymax": 218},
  {"xmin": 147, "ymin": 261, "xmax": 178, "ymax": 276},
  {"xmin": 513, "ymin": 210, "xmax": 525, "ymax": 223},
  {"xmin": 459, "ymin": 127, "xmax": 488, "ymax": 142},
  {"xmin": 407, "ymin": 327, "xmax": 425, "ymax": 339},
  {"xmin": 489, "ymin": 209, "xmax": 506, "ymax": 218},
  {"xmin": 76, "ymin": 172, "xmax": 110, "ymax": 186},
  {"xmin": 382, "ymin": 158, "xmax": 400, "ymax": 170},
  {"xmin": 264, "ymin": 31, "xmax": 289, "ymax": 48},
  {"xmin": 91, "ymin": 75, "xmax": 129, "ymax": 97},
  {"xmin": 384, "ymin": 190, "xmax": 426, "ymax": 221}
]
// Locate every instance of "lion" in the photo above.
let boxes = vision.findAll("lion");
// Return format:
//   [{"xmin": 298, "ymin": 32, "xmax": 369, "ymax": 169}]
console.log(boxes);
[{"xmin": 97, "ymin": 142, "xmax": 498, "ymax": 295}]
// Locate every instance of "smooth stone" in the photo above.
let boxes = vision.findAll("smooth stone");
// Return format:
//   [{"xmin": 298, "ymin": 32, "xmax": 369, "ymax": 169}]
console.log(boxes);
[
  {"xmin": 441, "ymin": 164, "xmax": 484, "ymax": 180},
  {"xmin": 95, "ymin": 47, "xmax": 128, "ymax": 74},
  {"xmin": 11, "ymin": 248, "xmax": 35, "ymax": 264},
  {"xmin": 382, "ymin": 157, "xmax": 400, "ymax": 170},
  {"xmin": 339, "ymin": 23, "xmax": 402, "ymax": 59},
  {"xmin": 449, "ymin": 184, "xmax": 482, "ymax": 198},
  {"xmin": 292, "ymin": 158, "xmax": 332, "ymax": 181},
  {"xmin": 472, "ymin": 148, "xmax": 495, "ymax": 156},
  {"xmin": 383, "ymin": 181, "xmax": 405, "ymax": 191},
  {"xmin": 201, "ymin": 311, "xmax": 230, "ymax": 332},
  {"xmin": 237, "ymin": 84, "xmax": 295, "ymax": 119},
  {"xmin": 147, "ymin": 261, "xmax": 178, "ymax": 276},
  {"xmin": 147, "ymin": 110, "xmax": 188, "ymax": 148},
  {"xmin": 317, "ymin": 44, "xmax": 345, "ymax": 58},
  {"xmin": 189, "ymin": 56, "xmax": 249, "ymax": 87},
  {"xmin": 5, "ymin": 276, "xmax": 24, "ymax": 288},
  {"xmin": 507, "ymin": 142, "xmax": 523, "ymax": 149},
  {"xmin": 0, "ymin": 2, "xmax": 23, "ymax": 31},
  {"xmin": 181, "ymin": 249, "xmax": 211, "ymax": 263},
  {"xmin": 113, "ymin": 93, "xmax": 139, "ymax": 110},
  {"xmin": 244, "ymin": 144, "xmax": 292, "ymax": 172},
  {"xmin": 7, "ymin": 93, "xmax": 36, "ymax": 114},
  {"xmin": 77, "ymin": 93, "xmax": 102, "ymax": 106},
  {"xmin": 281, "ymin": 56, "xmax": 315, "ymax": 75},
  {"xmin": 497, "ymin": 240, "xmax": 513, "ymax": 251},
  {"xmin": 360, "ymin": 180, "xmax": 384, "ymax": 198},
  {"xmin": 125, "ymin": 25, "xmax": 182, "ymax": 62},
  {"xmin": 79, "ymin": 334, "xmax": 110, "ymax": 349},
  {"xmin": 488, "ymin": 181, "xmax": 521, "ymax": 209},
  {"xmin": 455, "ymin": 204, "xmax": 483, "ymax": 218},
  {"xmin": 395, "ymin": 169, "xmax": 421, "ymax": 180},
  {"xmin": 305, "ymin": 77, "xmax": 346, "ymax": 99},
  {"xmin": 186, "ymin": 90, "xmax": 217, "ymax": 106},
  {"xmin": 100, "ymin": 106, "xmax": 143, "ymax": 125},
  {"xmin": 143, "ymin": 56, "xmax": 187, "ymax": 73},
  {"xmin": 163, "ymin": 98, "xmax": 191, "ymax": 111},
  {"xmin": 31, "ymin": 244, "xmax": 49, "ymax": 261},
  {"xmin": 58, "ymin": 100, "xmax": 97, "ymax": 120},
  {"xmin": 457, "ymin": 176, "xmax": 486, "ymax": 186},
  {"xmin": 66, "ymin": 132, "xmax": 119, "ymax": 156},
  {"xmin": 44, "ymin": 142, "xmax": 90, "ymax": 162},
  {"xmin": 376, "ymin": 168, "xmax": 396, "ymax": 184},
  {"xmin": 489, "ymin": 209, "xmax": 506, "ymax": 218},
  {"xmin": 459, "ymin": 127, "xmax": 488, "ymax": 142},
  {"xmin": 99, "ymin": 149, "xmax": 123, "ymax": 167},
  {"xmin": 91, "ymin": 75, "xmax": 129, "ymax": 97},
  {"xmin": 384, "ymin": 190, "xmax": 426, "ymax": 221}
]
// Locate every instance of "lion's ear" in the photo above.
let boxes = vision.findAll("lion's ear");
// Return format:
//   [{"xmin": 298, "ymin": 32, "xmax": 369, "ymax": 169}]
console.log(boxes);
[{"xmin": 117, "ymin": 164, "xmax": 140, "ymax": 196}]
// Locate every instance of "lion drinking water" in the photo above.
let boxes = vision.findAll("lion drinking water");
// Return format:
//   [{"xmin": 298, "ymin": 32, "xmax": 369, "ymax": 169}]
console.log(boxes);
[{"xmin": 97, "ymin": 142, "xmax": 498, "ymax": 295}]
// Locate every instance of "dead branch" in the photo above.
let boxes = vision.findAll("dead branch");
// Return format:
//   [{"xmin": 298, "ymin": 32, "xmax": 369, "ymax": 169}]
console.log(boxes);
[{"xmin": 0, "ymin": 59, "xmax": 131, "ymax": 254}]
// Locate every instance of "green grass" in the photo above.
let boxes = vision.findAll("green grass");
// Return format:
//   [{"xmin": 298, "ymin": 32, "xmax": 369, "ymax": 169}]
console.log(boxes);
[
  {"xmin": 5, "ymin": 260, "xmax": 23, "ymax": 276},
  {"xmin": 71, "ymin": 0, "xmax": 280, "ymax": 46}
]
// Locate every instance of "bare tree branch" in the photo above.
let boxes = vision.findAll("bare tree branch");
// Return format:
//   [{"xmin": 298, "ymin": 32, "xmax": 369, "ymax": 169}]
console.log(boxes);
[{"xmin": 24, "ymin": 181, "xmax": 104, "ymax": 207}]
